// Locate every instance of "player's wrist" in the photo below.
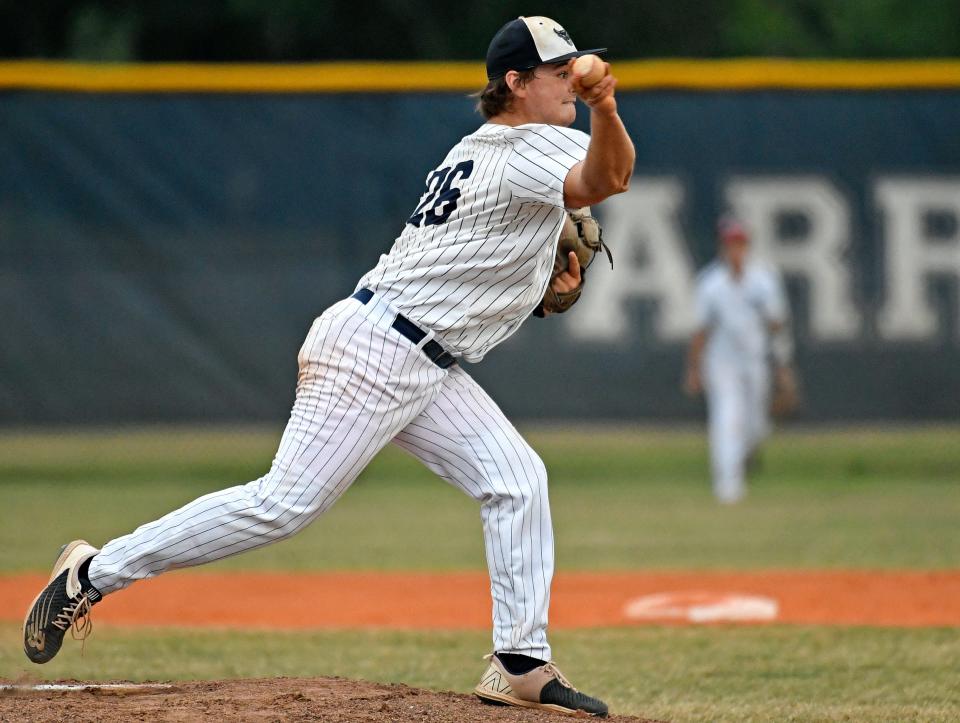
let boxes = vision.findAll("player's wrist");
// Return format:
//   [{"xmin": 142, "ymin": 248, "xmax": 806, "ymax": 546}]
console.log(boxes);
[{"xmin": 587, "ymin": 97, "xmax": 618, "ymax": 116}]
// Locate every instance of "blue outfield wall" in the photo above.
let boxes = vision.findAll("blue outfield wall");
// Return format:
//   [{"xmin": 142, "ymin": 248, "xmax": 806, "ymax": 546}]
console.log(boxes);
[{"xmin": 1, "ymin": 89, "xmax": 959, "ymax": 424}]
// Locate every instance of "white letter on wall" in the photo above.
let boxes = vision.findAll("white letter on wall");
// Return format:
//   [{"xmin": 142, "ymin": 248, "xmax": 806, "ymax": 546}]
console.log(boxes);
[
  {"xmin": 876, "ymin": 178, "xmax": 960, "ymax": 340},
  {"xmin": 726, "ymin": 177, "xmax": 861, "ymax": 340},
  {"xmin": 568, "ymin": 179, "xmax": 697, "ymax": 342}
]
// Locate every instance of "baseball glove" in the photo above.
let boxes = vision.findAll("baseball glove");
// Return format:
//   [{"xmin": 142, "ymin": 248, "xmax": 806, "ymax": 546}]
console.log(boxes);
[
  {"xmin": 770, "ymin": 365, "xmax": 800, "ymax": 418},
  {"xmin": 533, "ymin": 208, "xmax": 612, "ymax": 317}
]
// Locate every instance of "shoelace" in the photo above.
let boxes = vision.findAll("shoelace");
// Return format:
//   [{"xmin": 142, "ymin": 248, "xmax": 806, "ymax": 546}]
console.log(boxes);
[
  {"xmin": 52, "ymin": 593, "xmax": 94, "ymax": 648},
  {"xmin": 484, "ymin": 653, "xmax": 579, "ymax": 692},
  {"xmin": 542, "ymin": 662, "xmax": 576, "ymax": 691}
]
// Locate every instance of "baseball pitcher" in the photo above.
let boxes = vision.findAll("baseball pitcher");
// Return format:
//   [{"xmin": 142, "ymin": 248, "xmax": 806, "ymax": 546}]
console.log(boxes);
[{"xmin": 23, "ymin": 15, "xmax": 634, "ymax": 718}]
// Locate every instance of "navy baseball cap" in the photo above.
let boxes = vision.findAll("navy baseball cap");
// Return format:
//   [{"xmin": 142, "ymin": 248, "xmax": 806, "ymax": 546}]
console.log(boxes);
[{"xmin": 486, "ymin": 16, "xmax": 606, "ymax": 81}]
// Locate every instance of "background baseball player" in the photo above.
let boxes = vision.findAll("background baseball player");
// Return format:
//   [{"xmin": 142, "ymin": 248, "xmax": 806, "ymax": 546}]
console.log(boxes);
[
  {"xmin": 23, "ymin": 15, "xmax": 634, "ymax": 718},
  {"xmin": 684, "ymin": 216, "xmax": 797, "ymax": 504}
]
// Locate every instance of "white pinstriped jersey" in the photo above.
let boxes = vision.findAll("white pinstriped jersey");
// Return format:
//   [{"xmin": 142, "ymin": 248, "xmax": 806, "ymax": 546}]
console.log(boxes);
[{"xmin": 357, "ymin": 122, "xmax": 590, "ymax": 363}]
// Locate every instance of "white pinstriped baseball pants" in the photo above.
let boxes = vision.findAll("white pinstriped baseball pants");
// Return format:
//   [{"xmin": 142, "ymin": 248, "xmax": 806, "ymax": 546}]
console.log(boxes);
[{"xmin": 88, "ymin": 292, "xmax": 554, "ymax": 659}]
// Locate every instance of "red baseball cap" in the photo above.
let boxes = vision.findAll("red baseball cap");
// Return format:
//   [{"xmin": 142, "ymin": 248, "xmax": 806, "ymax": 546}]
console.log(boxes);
[{"xmin": 717, "ymin": 215, "xmax": 749, "ymax": 243}]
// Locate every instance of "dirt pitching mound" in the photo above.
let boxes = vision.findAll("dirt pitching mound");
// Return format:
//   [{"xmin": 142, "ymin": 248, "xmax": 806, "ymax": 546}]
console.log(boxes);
[{"xmin": 3, "ymin": 677, "xmax": 658, "ymax": 722}]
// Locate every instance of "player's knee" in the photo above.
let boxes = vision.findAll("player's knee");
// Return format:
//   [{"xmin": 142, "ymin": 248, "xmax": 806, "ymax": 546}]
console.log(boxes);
[
  {"xmin": 483, "ymin": 455, "xmax": 548, "ymax": 507},
  {"xmin": 516, "ymin": 451, "xmax": 549, "ymax": 506},
  {"xmin": 243, "ymin": 472, "xmax": 325, "ymax": 530}
]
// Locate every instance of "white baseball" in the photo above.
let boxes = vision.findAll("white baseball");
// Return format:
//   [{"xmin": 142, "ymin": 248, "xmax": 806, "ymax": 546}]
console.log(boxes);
[{"xmin": 572, "ymin": 54, "xmax": 605, "ymax": 87}]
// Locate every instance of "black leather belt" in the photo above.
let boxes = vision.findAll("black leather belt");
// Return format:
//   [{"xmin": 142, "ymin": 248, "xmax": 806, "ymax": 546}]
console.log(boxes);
[{"xmin": 352, "ymin": 288, "xmax": 457, "ymax": 369}]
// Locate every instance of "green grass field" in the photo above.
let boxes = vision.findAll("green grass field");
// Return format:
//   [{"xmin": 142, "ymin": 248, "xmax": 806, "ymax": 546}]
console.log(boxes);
[{"xmin": 2, "ymin": 425, "xmax": 959, "ymax": 721}]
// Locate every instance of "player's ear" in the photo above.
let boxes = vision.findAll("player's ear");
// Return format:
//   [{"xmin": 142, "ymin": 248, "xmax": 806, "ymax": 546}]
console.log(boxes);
[{"xmin": 504, "ymin": 70, "xmax": 528, "ymax": 98}]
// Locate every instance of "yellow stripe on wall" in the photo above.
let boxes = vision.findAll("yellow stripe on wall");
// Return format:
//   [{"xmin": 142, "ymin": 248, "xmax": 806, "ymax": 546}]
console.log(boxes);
[
  {"xmin": 616, "ymin": 59, "xmax": 960, "ymax": 90},
  {"xmin": 2, "ymin": 59, "xmax": 960, "ymax": 93}
]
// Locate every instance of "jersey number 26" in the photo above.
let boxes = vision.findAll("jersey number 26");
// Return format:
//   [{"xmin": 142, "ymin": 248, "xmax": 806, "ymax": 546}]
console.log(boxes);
[{"xmin": 407, "ymin": 160, "xmax": 474, "ymax": 227}]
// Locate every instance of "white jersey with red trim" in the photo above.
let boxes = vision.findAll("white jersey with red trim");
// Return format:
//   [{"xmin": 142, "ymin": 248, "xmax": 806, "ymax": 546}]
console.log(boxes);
[
  {"xmin": 694, "ymin": 256, "xmax": 791, "ymax": 504},
  {"xmin": 694, "ymin": 257, "xmax": 789, "ymax": 365}
]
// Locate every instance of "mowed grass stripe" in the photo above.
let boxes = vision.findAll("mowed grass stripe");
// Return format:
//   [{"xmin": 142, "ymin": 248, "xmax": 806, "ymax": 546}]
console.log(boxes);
[
  {"xmin": 1, "ymin": 425, "xmax": 958, "ymax": 572},
  {"xmin": 3, "ymin": 424, "xmax": 959, "ymax": 482}
]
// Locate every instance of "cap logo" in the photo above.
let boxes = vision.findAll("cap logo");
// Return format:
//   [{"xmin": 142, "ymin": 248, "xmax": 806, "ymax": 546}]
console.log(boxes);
[{"xmin": 553, "ymin": 27, "xmax": 574, "ymax": 46}]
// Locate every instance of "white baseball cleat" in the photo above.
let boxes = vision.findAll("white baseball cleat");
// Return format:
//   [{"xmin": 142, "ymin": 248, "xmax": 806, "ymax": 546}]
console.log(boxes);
[
  {"xmin": 474, "ymin": 653, "xmax": 609, "ymax": 717},
  {"xmin": 23, "ymin": 540, "xmax": 102, "ymax": 664}
]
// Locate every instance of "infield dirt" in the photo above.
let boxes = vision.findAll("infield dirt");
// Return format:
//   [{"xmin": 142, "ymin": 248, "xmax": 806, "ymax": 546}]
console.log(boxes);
[{"xmin": 3, "ymin": 570, "xmax": 958, "ymax": 629}]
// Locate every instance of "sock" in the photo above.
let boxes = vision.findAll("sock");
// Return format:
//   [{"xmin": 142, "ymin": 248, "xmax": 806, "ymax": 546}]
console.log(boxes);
[
  {"xmin": 78, "ymin": 557, "xmax": 100, "ymax": 595},
  {"xmin": 496, "ymin": 652, "xmax": 548, "ymax": 675}
]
